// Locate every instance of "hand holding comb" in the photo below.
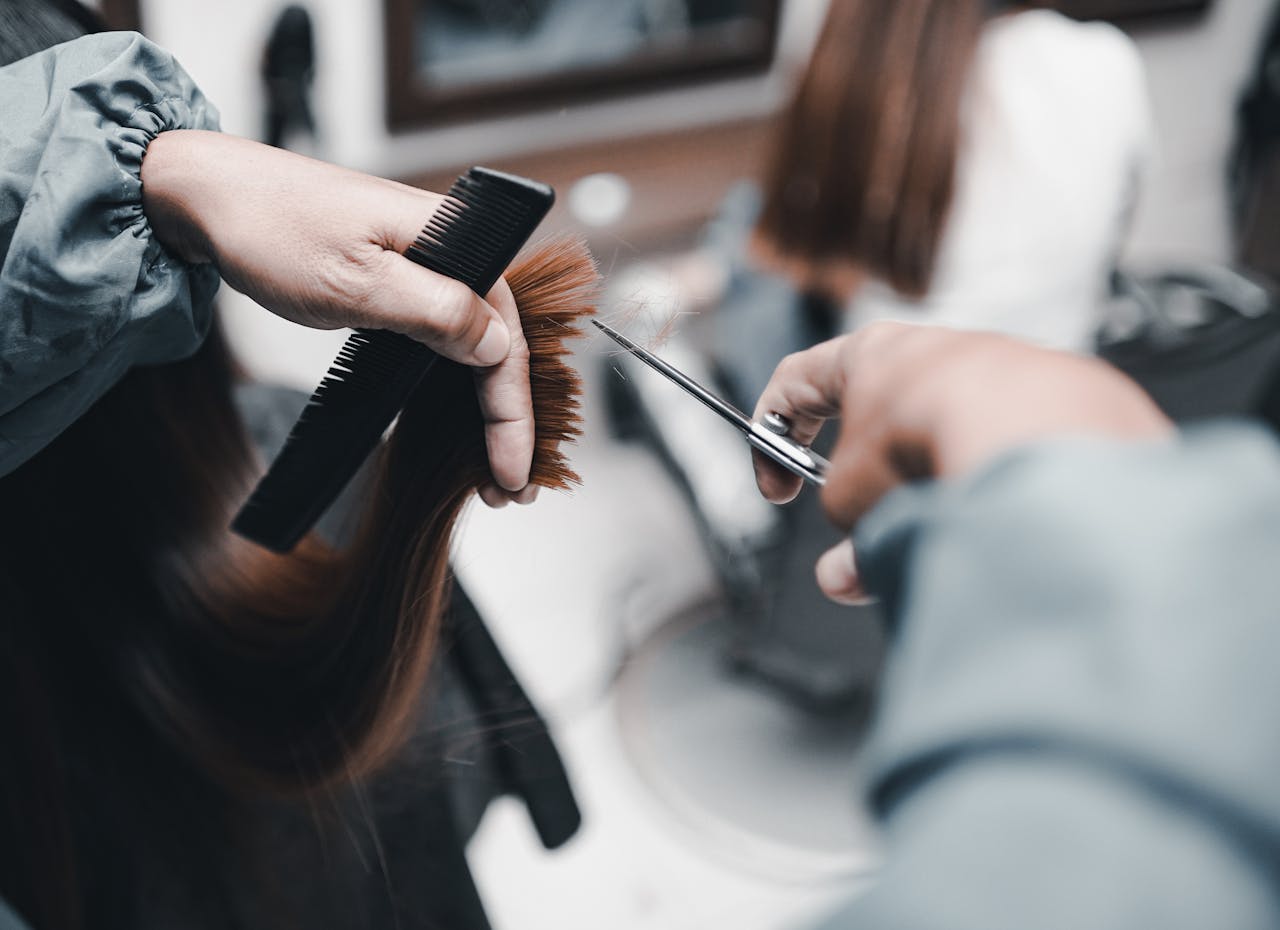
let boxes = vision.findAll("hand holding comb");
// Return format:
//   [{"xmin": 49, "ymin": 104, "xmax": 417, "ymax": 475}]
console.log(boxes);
[{"xmin": 232, "ymin": 167, "xmax": 555, "ymax": 552}]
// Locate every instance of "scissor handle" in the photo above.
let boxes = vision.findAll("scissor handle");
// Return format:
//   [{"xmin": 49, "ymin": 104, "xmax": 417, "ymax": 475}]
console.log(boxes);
[{"xmin": 747, "ymin": 423, "xmax": 829, "ymax": 487}]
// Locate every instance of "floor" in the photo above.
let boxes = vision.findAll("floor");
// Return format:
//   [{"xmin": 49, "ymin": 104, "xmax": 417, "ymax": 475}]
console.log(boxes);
[{"xmin": 219, "ymin": 255, "xmax": 881, "ymax": 930}]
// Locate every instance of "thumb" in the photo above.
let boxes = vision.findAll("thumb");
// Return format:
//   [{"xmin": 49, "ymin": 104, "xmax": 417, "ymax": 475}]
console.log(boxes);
[
  {"xmin": 365, "ymin": 250, "xmax": 511, "ymax": 366},
  {"xmin": 815, "ymin": 538, "xmax": 871, "ymax": 605}
]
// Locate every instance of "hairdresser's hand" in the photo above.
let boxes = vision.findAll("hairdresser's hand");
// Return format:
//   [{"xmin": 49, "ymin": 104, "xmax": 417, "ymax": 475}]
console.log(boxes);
[
  {"xmin": 141, "ymin": 130, "xmax": 536, "ymax": 501},
  {"xmin": 752, "ymin": 322, "xmax": 1172, "ymax": 602}
]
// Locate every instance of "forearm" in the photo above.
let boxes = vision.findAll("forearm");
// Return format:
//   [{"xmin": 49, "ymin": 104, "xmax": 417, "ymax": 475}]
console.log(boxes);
[
  {"xmin": 138, "ymin": 128, "xmax": 225, "ymax": 265},
  {"xmin": 140, "ymin": 131, "xmax": 439, "ymax": 271},
  {"xmin": 137, "ymin": 128, "xmax": 456, "ymax": 332},
  {"xmin": 826, "ymin": 424, "xmax": 1280, "ymax": 927}
]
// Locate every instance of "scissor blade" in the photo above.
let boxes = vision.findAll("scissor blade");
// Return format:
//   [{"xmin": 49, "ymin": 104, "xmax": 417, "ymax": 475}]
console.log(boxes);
[{"xmin": 593, "ymin": 319, "xmax": 753, "ymax": 432}]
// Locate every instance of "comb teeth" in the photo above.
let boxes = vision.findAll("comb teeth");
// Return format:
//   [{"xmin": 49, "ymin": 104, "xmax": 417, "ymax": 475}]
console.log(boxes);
[
  {"xmin": 231, "ymin": 333, "xmax": 432, "ymax": 551},
  {"xmin": 408, "ymin": 169, "xmax": 554, "ymax": 295},
  {"xmin": 232, "ymin": 167, "xmax": 555, "ymax": 552}
]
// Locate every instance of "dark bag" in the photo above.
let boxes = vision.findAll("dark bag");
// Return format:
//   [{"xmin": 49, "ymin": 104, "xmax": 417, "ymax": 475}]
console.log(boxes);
[{"xmin": 1097, "ymin": 264, "xmax": 1280, "ymax": 422}]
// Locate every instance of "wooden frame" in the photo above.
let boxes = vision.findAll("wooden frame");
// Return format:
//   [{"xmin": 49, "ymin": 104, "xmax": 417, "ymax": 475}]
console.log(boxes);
[
  {"xmin": 99, "ymin": 0, "xmax": 143, "ymax": 32},
  {"xmin": 383, "ymin": 0, "xmax": 782, "ymax": 131},
  {"xmin": 1056, "ymin": 0, "xmax": 1212, "ymax": 23},
  {"xmin": 400, "ymin": 115, "xmax": 776, "ymax": 253}
]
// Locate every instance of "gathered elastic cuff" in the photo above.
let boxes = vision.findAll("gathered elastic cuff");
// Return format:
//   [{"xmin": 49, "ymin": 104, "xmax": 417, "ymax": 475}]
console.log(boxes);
[{"xmin": 0, "ymin": 32, "xmax": 221, "ymax": 476}]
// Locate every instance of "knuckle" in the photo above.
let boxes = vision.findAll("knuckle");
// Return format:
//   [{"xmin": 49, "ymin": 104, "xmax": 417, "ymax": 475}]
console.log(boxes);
[
  {"xmin": 480, "ymin": 377, "xmax": 530, "ymax": 419},
  {"xmin": 857, "ymin": 320, "xmax": 901, "ymax": 347},
  {"xmin": 509, "ymin": 321, "xmax": 531, "ymax": 358},
  {"xmin": 871, "ymin": 319, "xmax": 907, "ymax": 336},
  {"xmin": 316, "ymin": 249, "xmax": 381, "ymax": 326},
  {"xmin": 775, "ymin": 351, "xmax": 806, "ymax": 380},
  {"xmin": 837, "ymin": 333, "xmax": 861, "ymax": 365}
]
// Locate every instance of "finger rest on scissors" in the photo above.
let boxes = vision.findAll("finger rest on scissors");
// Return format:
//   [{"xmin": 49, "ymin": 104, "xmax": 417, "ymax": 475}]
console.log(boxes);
[{"xmin": 747, "ymin": 424, "xmax": 829, "ymax": 486}]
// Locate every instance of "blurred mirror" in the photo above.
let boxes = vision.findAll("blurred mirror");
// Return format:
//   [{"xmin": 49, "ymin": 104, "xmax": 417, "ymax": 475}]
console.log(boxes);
[{"xmin": 384, "ymin": 0, "xmax": 780, "ymax": 128}]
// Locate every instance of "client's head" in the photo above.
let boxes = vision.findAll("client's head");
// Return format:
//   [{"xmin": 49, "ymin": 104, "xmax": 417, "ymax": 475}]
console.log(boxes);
[
  {"xmin": 0, "ymin": 0, "xmax": 106, "ymax": 66},
  {"xmin": 755, "ymin": 0, "xmax": 995, "ymax": 300}
]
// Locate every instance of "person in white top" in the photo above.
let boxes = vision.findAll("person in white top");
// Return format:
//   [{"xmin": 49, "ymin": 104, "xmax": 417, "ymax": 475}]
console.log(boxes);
[
  {"xmin": 608, "ymin": 0, "xmax": 1156, "ymax": 711},
  {"xmin": 754, "ymin": 0, "xmax": 1153, "ymax": 353}
]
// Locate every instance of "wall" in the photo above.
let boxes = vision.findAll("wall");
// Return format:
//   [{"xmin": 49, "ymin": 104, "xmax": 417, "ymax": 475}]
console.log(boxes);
[
  {"xmin": 137, "ymin": 0, "xmax": 1274, "ymax": 385},
  {"xmin": 141, "ymin": 0, "xmax": 1274, "ymax": 264},
  {"xmin": 141, "ymin": 0, "xmax": 827, "ymax": 177},
  {"xmin": 138, "ymin": 0, "xmax": 828, "ymax": 386},
  {"xmin": 1126, "ymin": 0, "xmax": 1274, "ymax": 265}
]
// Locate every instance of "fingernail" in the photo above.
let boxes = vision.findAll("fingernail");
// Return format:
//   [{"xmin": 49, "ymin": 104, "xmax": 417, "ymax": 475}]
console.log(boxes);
[
  {"xmin": 495, "ymin": 465, "xmax": 530, "ymax": 493},
  {"xmin": 474, "ymin": 317, "xmax": 510, "ymax": 366}
]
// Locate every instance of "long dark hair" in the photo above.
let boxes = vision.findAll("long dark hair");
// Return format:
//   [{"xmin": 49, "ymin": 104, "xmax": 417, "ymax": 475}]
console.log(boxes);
[
  {"xmin": 7, "ymin": 9, "xmax": 598, "ymax": 925},
  {"xmin": 0, "ymin": 221, "xmax": 596, "ymax": 930},
  {"xmin": 755, "ymin": 0, "xmax": 996, "ymax": 298},
  {"xmin": 0, "ymin": 0, "xmax": 106, "ymax": 47}
]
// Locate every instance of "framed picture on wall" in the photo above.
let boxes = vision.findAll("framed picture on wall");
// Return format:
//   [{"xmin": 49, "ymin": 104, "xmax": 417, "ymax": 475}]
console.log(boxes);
[
  {"xmin": 1056, "ymin": 0, "xmax": 1213, "ymax": 22},
  {"xmin": 383, "ymin": 0, "xmax": 782, "ymax": 131}
]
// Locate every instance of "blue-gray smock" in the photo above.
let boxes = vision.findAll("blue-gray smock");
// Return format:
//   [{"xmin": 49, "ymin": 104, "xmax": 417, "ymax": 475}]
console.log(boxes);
[
  {"xmin": 0, "ymin": 31, "xmax": 219, "ymax": 477},
  {"xmin": 818, "ymin": 423, "xmax": 1280, "ymax": 929}
]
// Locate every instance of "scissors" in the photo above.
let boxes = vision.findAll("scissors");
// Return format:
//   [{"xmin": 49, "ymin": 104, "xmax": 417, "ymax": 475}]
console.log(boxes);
[{"xmin": 593, "ymin": 319, "xmax": 830, "ymax": 486}]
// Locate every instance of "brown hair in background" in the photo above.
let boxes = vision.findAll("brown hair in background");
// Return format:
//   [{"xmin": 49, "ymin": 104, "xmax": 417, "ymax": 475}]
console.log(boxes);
[
  {"xmin": 0, "ymin": 237, "xmax": 599, "ymax": 930},
  {"xmin": 755, "ymin": 0, "xmax": 989, "ymax": 298}
]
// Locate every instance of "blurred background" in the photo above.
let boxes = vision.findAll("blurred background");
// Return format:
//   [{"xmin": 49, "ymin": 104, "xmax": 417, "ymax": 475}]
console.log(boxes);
[{"xmin": 79, "ymin": 0, "xmax": 1280, "ymax": 926}]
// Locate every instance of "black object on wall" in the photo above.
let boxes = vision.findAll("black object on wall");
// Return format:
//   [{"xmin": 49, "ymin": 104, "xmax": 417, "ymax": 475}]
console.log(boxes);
[
  {"xmin": 1231, "ymin": 1, "xmax": 1280, "ymax": 284},
  {"xmin": 262, "ymin": 5, "xmax": 317, "ymax": 150}
]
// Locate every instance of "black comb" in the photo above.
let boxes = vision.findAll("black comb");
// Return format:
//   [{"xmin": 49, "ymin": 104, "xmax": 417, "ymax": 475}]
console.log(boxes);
[{"xmin": 232, "ymin": 166, "xmax": 555, "ymax": 552}]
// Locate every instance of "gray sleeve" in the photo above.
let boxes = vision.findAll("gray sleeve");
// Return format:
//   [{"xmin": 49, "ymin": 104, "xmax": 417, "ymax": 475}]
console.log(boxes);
[
  {"xmin": 818, "ymin": 422, "xmax": 1280, "ymax": 929},
  {"xmin": 0, "ymin": 899, "xmax": 30, "ymax": 930},
  {"xmin": 0, "ymin": 897, "xmax": 31, "ymax": 930},
  {"xmin": 0, "ymin": 31, "xmax": 221, "ymax": 476}
]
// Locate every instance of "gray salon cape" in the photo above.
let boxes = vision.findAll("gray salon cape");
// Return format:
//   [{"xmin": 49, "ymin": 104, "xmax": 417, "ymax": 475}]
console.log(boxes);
[
  {"xmin": 0, "ymin": 31, "xmax": 220, "ymax": 477},
  {"xmin": 818, "ymin": 424, "xmax": 1280, "ymax": 929}
]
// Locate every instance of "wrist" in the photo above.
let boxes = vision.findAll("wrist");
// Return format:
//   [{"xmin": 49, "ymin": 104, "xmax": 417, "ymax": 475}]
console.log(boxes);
[{"xmin": 140, "ymin": 129, "xmax": 220, "ymax": 265}]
